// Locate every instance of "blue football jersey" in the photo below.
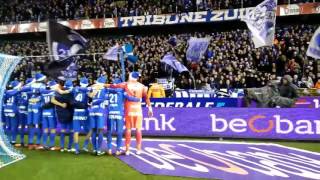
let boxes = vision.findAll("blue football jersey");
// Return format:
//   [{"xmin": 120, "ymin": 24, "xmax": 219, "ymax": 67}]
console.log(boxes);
[
  {"xmin": 18, "ymin": 86, "xmax": 32, "ymax": 107},
  {"xmin": 4, "ymin": 90, "xmax": 19, "ymax": 108},
  {"xmin": 41, "ymin": 89, "xmax": 55, "ymax": 108},
  {"xmin": 91, "ymin": 88, "xmax": 108, "ymax": 108},
  {"xmin": 108, "ymin": 88, "xmax": 125, "ymax": 116},
  {"xmin": 30, "ymin": 83, "xmax": 46, "ymax": 105},
  {"xmin": 73, "ymin": 87, "xmax": 89, "ymax": 105},
  {"xmin": 108, "ymin": 88, "xmax": 141, "ymax": 119}
]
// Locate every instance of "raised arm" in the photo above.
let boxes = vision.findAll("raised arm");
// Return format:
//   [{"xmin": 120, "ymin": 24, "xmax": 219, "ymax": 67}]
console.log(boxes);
[{"xmin": 105, "ymin": 82, "xmax": 126, "ymax": 89}]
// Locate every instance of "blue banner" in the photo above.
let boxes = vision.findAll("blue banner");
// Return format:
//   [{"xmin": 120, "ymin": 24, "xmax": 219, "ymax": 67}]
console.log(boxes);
[
  {"xmin": 142, "ymin": 98, "xmax": 239, "ymax": 108},
  {"xmin": 118, "ymin": 8, "xmax": 251, "ymax": 28}
]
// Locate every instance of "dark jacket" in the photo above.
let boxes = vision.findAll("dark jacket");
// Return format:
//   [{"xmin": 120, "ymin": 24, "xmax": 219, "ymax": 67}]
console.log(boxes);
[
  {"xmin": 54, "ymin": 92, "xmax": 74, "ymax": 124},
  {"xmin": 278, "ymin": 75, "xmax": 299, "ymax": 99}
]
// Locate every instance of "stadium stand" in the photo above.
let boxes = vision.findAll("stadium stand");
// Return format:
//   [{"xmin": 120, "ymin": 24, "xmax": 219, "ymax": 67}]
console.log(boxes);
[{"xmin": 0, "ymin": 24, "xmax": 318, "ymax": 90}]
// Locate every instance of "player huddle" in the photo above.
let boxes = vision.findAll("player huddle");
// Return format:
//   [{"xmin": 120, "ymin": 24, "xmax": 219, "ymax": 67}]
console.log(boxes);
[{"xmin": 2, "ymin": 71, "xmax": 153, "ymax": 156}]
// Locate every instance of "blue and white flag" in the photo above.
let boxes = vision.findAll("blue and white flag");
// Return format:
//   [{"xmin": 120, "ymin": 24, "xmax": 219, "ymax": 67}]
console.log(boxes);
[
  {"xmin": 161, "ymin": 53, "xmax": 188, "ymax": 73},
  {"xmin": 45, "ymin": 21, "xmax": 88, "ymax": 79},
  {"xmin": 186, "ymin": 37, "xmax": 211, "ymax": 62},
  {"xmin": 241, "ymin": 0, "xmax": 277, "ymax": 48},
  {"xmin": 103, "ymin": 45, "xmax": 119, "ymax": 61},
  {"xmin": 307, "ymin": 26, "xmax": 320, "ymax": 59}
]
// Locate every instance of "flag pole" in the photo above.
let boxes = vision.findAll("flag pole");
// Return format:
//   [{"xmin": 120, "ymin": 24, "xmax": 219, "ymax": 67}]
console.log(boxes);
[{"xmin": 119, "ymin": 49, "xmax": 126, "ymax": 82}]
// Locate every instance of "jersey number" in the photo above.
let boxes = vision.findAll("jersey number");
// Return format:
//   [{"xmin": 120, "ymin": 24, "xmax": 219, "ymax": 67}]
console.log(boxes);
[
  {"xmin": 109, "ymin": 94, "xmax": 118, "ymax": 104},
  {"xmin": 44, "ymin": 96, "xmax": 51, "ymax": 104},
  {"xmin": 7, "ymin": 97, "xmax": 14, "ymax": 103},
  {"xmin": 75, "ymin": 94, "xmax": 83, "ymax": 102}
]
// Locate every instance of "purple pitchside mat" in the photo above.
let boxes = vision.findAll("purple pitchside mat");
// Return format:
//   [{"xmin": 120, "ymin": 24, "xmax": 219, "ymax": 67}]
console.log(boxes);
[{"xmin": 115, "ymin": 139, "xmax": 320, "ymax": 180}]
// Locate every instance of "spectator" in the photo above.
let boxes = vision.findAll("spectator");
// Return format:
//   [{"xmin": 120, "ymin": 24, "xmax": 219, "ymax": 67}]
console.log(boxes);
[
  {"xmin": 279, "ymin": 75, "xmax": 299, "ymax": 99},
  {"xmin": 0, "ymin": 24, "xmax": 318, "ymax": 90}
]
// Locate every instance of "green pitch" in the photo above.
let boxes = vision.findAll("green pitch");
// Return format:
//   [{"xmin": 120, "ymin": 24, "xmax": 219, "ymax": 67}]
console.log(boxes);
[{"xmin": 0, "ymin": 137, "xmax": 319, "ymax": 180}]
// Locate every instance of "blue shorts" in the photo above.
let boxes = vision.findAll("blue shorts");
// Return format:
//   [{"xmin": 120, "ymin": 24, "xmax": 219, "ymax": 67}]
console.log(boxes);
[
  {"xmin": 73, "ymin": 109, "xmax": 89, "ymax": 132},
  {"xmin": 73, "ymin": 120, "xmax": 90, "ymax": 133},
  {"xmin": 27, "ymin": 107, "xmax": 41, "ymax": 125},
  {"xmin": 42, "ymin": 109, "xmax": 57, "ymax": 129},
  {"xmin": 18, "ymin": 112, "xmax": 27, "ymax": 126},
  {"xmin": 9, "ymin": 116, "xmax": 18, "ymax": 129},
  {"xmin": 89, "ymin": 108, "xmax": 105, "ymax": 129},
  {"xmin": 107, "ymin": 118, "xmax": 124, "ymax": 133}
]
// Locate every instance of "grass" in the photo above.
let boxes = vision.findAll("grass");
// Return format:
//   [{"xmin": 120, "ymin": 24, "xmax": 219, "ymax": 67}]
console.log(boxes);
[{"xmin": 0, "ymin": 137, "xmax": 319, "ymax": 180}]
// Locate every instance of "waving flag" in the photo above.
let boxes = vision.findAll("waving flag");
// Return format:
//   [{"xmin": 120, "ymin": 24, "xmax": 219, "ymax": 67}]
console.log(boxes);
[
  {"xmin": 161, "ymin": 53, "xmax": 188, "ymax": 73},
  {"xmin": 45, "ymin": 21, "xmax": 88, "ymax": 79},
  {"xmin": 103, "ymin": 45, "xmax": 119, "ymax": 61},
  {"xmin": 186, "ymin": 37, "xmax": 211, "ymax": 62},
  {"xmin": 307, "ymin": 26, "xmax": 320, "ymax": 59},
  {"xmin": 241, "ymin": 0, "xmax": 277, "ymax": 48},
  {"xmin": 47, "ymin": 21, "xmax": 87, "ymax": 61}
]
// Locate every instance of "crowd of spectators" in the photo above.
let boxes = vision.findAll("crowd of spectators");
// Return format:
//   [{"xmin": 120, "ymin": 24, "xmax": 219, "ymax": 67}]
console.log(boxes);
[
  {"xmin": 0, "ymin": 0, "xmax": 318, "ymax": 24},
  {"xmin": 0, "ymin": 24, "xmax": 318, "ymax": 90}
]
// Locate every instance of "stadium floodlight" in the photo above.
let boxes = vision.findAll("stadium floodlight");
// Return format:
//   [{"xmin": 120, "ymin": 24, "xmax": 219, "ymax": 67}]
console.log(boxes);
[{"xmin": 0, "ymin": 54, "xmax": 25, "ymax": 168}]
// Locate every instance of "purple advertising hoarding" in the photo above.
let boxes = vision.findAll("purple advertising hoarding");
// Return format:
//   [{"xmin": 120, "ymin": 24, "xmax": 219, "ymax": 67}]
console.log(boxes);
[{"xmin": 141, "ymin": 108, "xmax": 320, "ymax": 140}]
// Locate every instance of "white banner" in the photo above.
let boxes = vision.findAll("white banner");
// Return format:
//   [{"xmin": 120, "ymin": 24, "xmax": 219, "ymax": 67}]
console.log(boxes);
[{"xmin": 241, "ymin": 0, "xmax": 277, "ymax": 48}]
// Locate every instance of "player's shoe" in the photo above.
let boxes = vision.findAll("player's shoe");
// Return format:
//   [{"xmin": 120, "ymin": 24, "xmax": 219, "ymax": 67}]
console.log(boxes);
[
  {"xmin": 67, "ymin": 148, "xmax": 76, "ymax": 153},
  {"xmin": 60, "ymin": 148, "xmax": 67, "ymax": 152},
  {"xmin": 107, "ymin": 149, "xmax": 112, "ymax": 155},
  {"xmin": 14, "ymin": 143, "xmax": 22, "ymax": 147},
  {"xmin": 49, "ymin": 146, "xmax": 59, "ymax": 151},
  {"xmin": 35, "ymin": 145, "xmax": 45, "ymax": 150},
  {"xmin": 136, "ymin": 150, "xmax": 142, "ymax": 155},
  {"xmin": 115, "ymin": 150, "xmax": 124, "ymax": 156},
  {"xmin": 82, "ymin": 147, "xmax": 89, "ymax": 152},
  {"xmin": 75, "ymin": 150, "xmax": 80, "ymax": 155},
  {"xmin": 97, "ymin": 151, "xmax": 105, "ymax": 156},
  {"xmin": 125, "ymin": 151, "xmax": 131, "ymax": 156}
]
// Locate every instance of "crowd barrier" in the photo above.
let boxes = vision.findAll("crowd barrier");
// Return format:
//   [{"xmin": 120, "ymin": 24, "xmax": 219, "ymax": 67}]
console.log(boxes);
[
  {"xmin": 143, "ymin": 96, "xmax": 320, "ymax": 108},
  {"xmin": 52, "ymin": 97, "xmax": 320, "ymax": 141}
]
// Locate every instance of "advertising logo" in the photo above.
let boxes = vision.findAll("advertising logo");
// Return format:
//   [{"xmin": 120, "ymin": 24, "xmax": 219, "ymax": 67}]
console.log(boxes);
[
  {"xmin": 117, "ymin": 139, "xmax": 320, "ymax": 180},
  {"xmin": 211, "ymin": 114, "xmax": 320, "ymax": 135}
]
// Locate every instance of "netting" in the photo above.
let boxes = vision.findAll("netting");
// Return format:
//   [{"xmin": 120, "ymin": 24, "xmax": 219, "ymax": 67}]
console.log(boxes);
[{"xmin": 0, "ymin": 53, "xmax": 25, "ymax": 168}]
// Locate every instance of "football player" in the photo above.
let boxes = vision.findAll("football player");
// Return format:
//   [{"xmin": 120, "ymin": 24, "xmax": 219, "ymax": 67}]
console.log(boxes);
[{"xmin": 106, "ymin": 78, "xmax": 141, "ymax": 155}]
